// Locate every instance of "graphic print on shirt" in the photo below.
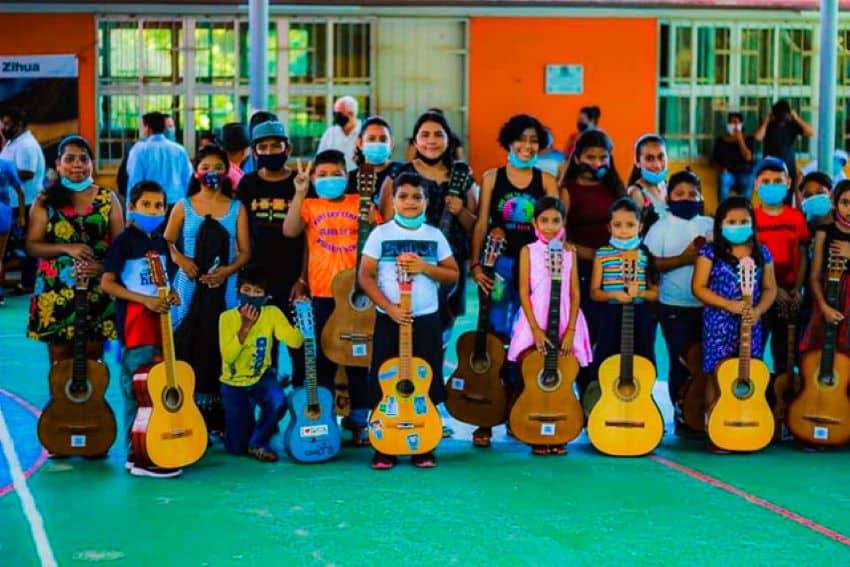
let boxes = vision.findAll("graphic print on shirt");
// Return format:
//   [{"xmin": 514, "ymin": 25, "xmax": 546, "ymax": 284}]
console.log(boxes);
[
  {"xmin": 253, "ymin": 337, "xmax": 268, "ymax": 375},
  {"xmin": 313, "ymin": 210, "xmax": 359, "ymax": 254},
  {"xmin": 497, "ymin": 192, "xmax": 536, "ymax": 234},
  {"xmin": 379, "ymin": 240, "xmax": 439, "ymax": 263},
  {"xmin": 250, "ymin": 197, "xmax": 289, "ymax": 226}
]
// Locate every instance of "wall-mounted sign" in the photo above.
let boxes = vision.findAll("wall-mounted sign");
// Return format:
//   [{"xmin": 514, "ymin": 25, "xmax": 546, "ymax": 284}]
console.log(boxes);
[{"xmin": 545, "ymin": 65, "xmax": 583, "ymax": 95}]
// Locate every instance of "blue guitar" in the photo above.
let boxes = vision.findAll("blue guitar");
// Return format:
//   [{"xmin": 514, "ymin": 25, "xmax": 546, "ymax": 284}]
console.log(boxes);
[{"xmin": 284, "ymin": 300, "xmax": 342, "ymax": 463}]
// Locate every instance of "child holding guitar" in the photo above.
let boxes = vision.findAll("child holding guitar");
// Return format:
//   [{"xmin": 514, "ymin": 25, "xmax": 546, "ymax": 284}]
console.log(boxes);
[
  {"xmin": 692, "ymin": 196, "xmax": 777, "ymax": 453},
  {"xmin": 218, "ymin": 266, "xmax": 303, "ymax": 462},
  {"xmin": 359, "ymin": 172, "xmax": 459, "ymax": 469},
  {"xmin": 101, "ymin": 181, "xmax": 182, "ymax": 478}
]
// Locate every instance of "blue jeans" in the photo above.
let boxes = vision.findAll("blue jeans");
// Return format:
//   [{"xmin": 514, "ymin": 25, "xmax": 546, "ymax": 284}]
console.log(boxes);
[
  {"xmin": 220, "ymin": 370, "xmax": 287, "ymax": 454},
  {"xmin": 489, "ymin": 256, "xmax": 519, "ymax": 338},
  {"xmin": 719, "ymin": 170, "xmax": 754, "ymax": 202},
  {"xmin": 119, "ymin": 345, "xmax": 161, "ymax": 456}
]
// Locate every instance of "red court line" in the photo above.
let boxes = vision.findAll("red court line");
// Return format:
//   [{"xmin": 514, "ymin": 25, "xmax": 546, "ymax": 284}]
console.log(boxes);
[
  {"xmin": 650, "ymin": 454, "xmax": 850, "ymax": 546},
  {"xmin": 0, "ymin": 388, "xmax": 48, "ymax": 498}
]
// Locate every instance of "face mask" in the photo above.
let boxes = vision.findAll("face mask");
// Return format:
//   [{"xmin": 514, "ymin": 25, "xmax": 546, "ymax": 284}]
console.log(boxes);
[
  {"xmin": 801, "ymin": 193, "xmax": 832, "ymax": 218},
  {"xmin": 61, "ymin": 176, "xmax": 93, "ymax": 192},
  {"xmin": 640, "ymin": 167, "xmax": 668, "ymax": 185},
  {"xmin": 757, "ymin": 183, "xmax": 787, "ymax": 206},
  {"xmin": 164, "ymin": 128, "xmax": 176, "ymax": 141},
  {"xmin": 257, "ymin": 152, "xmax": 288, "ymax": 171},
  {"xmin": 394, "ymin": 211, "xmax": 426, "ymax": 229},
  {"xmin": 722, "ymin": 224, "xmax": 753, "ymax": 244},
  {"xmin": 129, "ymin": 211, "xmax": 165, "ymax": 234},
  {"xmin": 508, "ymin": 148, "xmax": 538, "ymax": 170},
  {"xmin": 534, "ymin": 226, "xmax": 565, "ymax": 244},
  {"xmin": 668, "ymin": 200, "xmax": 703, "ymax": 221},
  {"xmin": 577, "ymin": 122, "xmax": 589, "ymax": 132},
  {"xmin": 578, "ymin": 162, "xmax": 607, "ymax": 180},
  {"xmin": 238, "ymin": 293, "xmax": 268, "ymax": 310},
  {"xmin": 837, "ymin": 211, "xmax": 850, "ymax": 229},
  {"xmin": 610, "ymin": 236, "xmax": 641, "ymax": 250},
  {"xmin": 315, "ymin": 176, "xmax": 347, "ymax": 200},
  {"xmin": 362, "ymin": 142, "xmax": 392, "ymax": 165},
  {"xmin": 333, "ymin": 112, "xmax": 350, "ymax": 128},
  {"xmin": 726, "ymin": 124, "xmax": 741, "ymax": 135},
  {"xmin": 195, "ymin": 171, "xmax": 221, "ymax": 190},
  {"xmin": 417, "ymin": 153, "xmax": 444, "ymax": 166}
]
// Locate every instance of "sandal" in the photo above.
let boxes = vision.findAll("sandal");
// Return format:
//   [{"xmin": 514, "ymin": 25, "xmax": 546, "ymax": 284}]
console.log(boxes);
[
  {"xmin": 412, "ymin": 452, "xmax": 437, "ymax": 468},
  {"xmin": 351, "ymin": 427, "xmax": 371, "ymax": 447},
  {"xmin": 472, "ymin": 427, "xmax": 492, "ymax": 448},
  {"xmin": 248, "ymin": 447, "xmax": 279, "ymax": 462},
  {"xmin": 371, "ymin": 452, "xmax": 397, "ymax": 470},
  {"xmin": 548, "ymin": 445, "xmax": 567, "ymax": 455},
  {"xmin": 531, "ymin": 445, "xmax": 548, "ymax": 456}
]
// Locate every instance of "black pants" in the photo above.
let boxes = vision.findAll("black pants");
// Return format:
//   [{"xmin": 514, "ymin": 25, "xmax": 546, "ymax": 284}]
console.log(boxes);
[
  {"xmin": 761, "ymin": 301, "xmax": 797, "ymax": 376},
  {"xmin": 658, "ymin": 304, "xmax": 703, "ymax": 406},
  {"xmin": 576, "ymin": 259, "xmax": 601, "ymax": 396},
  {"xmin": 312, "ymin": 296, "xmax": 370, "ymax": 412},
  {"xmin": 369, "ymin": 311, "xmax": 446, "ymax": 407},
  {"xmin": 268, "ymin": 280, "xmax": 305, "ymax": 387},
  {"xmin": 592, "ymin": 301, "xmax": 657, "ymax": 376}
]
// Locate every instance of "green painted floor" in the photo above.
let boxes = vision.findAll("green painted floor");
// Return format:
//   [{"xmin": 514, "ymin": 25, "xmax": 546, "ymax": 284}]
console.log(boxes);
[{"xmin": 2, "ymin": 290, "xmax": 850, "ymax": 566}]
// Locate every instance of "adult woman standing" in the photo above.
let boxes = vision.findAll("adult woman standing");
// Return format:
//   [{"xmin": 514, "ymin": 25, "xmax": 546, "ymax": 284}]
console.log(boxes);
[{"xmin": 26, "ymin": 135, "xmax": 124, "ymax": 363}]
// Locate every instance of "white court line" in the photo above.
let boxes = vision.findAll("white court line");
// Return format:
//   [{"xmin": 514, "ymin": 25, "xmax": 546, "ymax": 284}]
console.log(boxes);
[{"xmin": 0, "ymin": 402, "xmax": 57, "ymax": 566}]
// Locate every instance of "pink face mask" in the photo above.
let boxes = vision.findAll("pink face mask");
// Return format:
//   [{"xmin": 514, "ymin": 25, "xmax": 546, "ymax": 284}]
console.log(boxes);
[{"xmin": 534, "ymin": 226, "xmax": 565, "ymax": 244}]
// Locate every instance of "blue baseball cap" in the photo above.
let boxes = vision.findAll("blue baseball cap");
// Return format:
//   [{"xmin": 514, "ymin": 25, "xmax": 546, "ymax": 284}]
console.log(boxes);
[
  {"xmin": 754, "ymin": 156, "xmax": 789, "ymax": 177},
  {"xmin": 251, "ymin": 120, "xmax": 288, "ymax": 143}
]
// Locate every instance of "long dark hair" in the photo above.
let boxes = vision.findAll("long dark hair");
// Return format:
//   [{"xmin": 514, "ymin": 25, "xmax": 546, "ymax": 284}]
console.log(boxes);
[
  {"xmin": 410, "ymin": 111, "xmax": 459, "ymax": 169},
  {"xmin": 187, "ymin": 144, "xmax": 233, "ymax": 198},
  {"xmin": 627, "ymin": 134, "xmax": 666, "ymax": 186},
  {"xmin": 712, "ymin": 196, "xmax": 766, "ymax": 267},
  {"xmin": 43, "ymin": 136, "xmax": 95, "ymax": 210},
  {"xmin": 354, "ymin": 115, "xmax": 393, "ymax": 167},
  {"xmin": 563, "ymin": 129, "xmax": 625, "ymax": 198}
]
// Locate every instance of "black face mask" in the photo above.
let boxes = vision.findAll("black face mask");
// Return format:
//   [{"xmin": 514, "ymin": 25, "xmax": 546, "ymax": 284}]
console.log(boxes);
[
  {"xmin": 257, "ymin": 152, "xmax": 288, "ymax": 172},
  {"xmin": 577, "ymin": 122, "xmax": 590, "ymax": 132},
  {"xmin": 333, "ymin": 112, "xmax": 349, "ymax": 127},
  {"xmin": 417, "ymin": 152, "xmax": 444, "ymax": 166}
]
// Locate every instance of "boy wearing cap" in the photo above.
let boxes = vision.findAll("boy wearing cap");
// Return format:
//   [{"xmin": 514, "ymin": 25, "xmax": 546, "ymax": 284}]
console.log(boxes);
[
  {"xmin": 221, "ymin": 122, "xmax": 251, "ymax": 191},
  {"xmin": 753, "ymin": 156, "xmax": 810, "ymax": 377}
]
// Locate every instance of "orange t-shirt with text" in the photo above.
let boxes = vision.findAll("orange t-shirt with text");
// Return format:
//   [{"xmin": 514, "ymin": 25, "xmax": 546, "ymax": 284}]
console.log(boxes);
[{"xmin": 300, "ymin": 194, "xmax": 362, "ymax": 298}]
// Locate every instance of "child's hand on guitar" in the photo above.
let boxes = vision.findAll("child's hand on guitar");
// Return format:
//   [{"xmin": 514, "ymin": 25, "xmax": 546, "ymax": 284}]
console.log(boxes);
[
  {"xmin": 289, "ymin": 279, "xmax": 309, "ymax": 303},
  {"xmin": 168, "ymin": 290, "xmax": 181, "ymax": 306},
  {"xmin": 613, "ymin": 291, "xmax": 633, "ymax": 304},
  {"xmin": 143, "ymin": 295, "xmax": 172, "ymax": 314},
  {"xmin": 742, "ymin": 304, "xmax": 760, "ymax": 325},
  {"xmin": 830, "ymin": 240, "xmax": 850, "ymax": 260},
  {"xmin": 821, "ymin": 303, "xmax": 845, "ymax": 324},
  {"xmin": 200, "ymin": 266, "xmax": 228, "ymax": 288},
  {"xmin": 75, "ymin": 261, "xmax": 104, "ymax": 278},
  {"xmin": 560, "ymin": 332, "xmax": 575, "ymax": 358},
  {"xmin": 532, "ymin": 326, "xmax": 553, "ymax": 354},
  {"xmin": 626, "ymin": 280, "xmax": 641, "ymax": 300},
  {"xmin": 445, "ymin": 195, "xmax": 464, "ymax": 216},
  {"xmin": 397, "ymin": 252, "xmax": 428, "ymax": 275},
  {"xmin": 294, "ymin": 159, "xmax": 313, "ymax": 196},
  {"xmin": 725, "ymin": 299, "xmax": 748, "ymax": 315},
  {"xmin": 471, "ymin": 265, "xmax": 494, "ymax": 293},
  {"xmin": 386, "ymin": 303, "xmax": 413, "ymax": 326}
]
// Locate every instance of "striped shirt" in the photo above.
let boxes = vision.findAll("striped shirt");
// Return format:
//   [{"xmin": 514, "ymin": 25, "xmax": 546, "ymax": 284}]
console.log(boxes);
[{"xmin": 596, "ymin": 245, "xmax": 649, "ymax": 300}]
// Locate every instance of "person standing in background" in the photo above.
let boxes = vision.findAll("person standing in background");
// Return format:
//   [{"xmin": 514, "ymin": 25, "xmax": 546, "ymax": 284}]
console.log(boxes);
[
  {"xmin": 564, "ymin": 105, "xmax": 601, "ymax": 159},
  {"xmin": 713, "ymin": 112, "xmax": 756, "ymax": 201},
  {"xmin": 754, "ymin": 100, "xmax": 814, "ymax": 189},
  {"xmin": 221, "ymin": 122, "xmax": 250, "ymax": 192},
  {"xmin": 318, "ymin": 96, "xmax": 361, "ymax": 171},
  {"xmin": 127, "ymin": 112, "xmax": 193, "ymax": 211}
]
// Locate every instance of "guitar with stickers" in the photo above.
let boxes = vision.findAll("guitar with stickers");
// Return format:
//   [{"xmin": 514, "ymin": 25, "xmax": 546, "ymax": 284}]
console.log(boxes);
[
  {"xmin": 368, "ymin": 265, "xmax": 442, "ymax": 456},
  {"xmin": 285, "ymin": 299, "xmax": 342, "ymax": 463}
]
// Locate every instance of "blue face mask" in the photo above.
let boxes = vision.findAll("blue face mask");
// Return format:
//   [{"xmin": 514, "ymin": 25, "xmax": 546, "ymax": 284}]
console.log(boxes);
[
  {"xmin": 610, "ymin": 236, "xmax": 641, "ymax": 250},
  {"xmin": 722, "ymin": 224, "xmax": 753, "ymax": 244},
  {"xmin": 834, "ymin": 157, "xmax": 847, "ymax": 178},
  {"xmin": 315, "ymin": 176, "xmax": 347, "ymax": 200},
  {"xmin": 801, "ymin": 193, "xmax": 832, "ymax": 218},
  {"xmin": 640, "ymin": 167, "xmax": 668, "ymax": 185},
  {"xmin": 61, "ymin": 176, "xmax": 93, "ymax": 192},
  {"xmin": 394, "ymin": 212, "xmax": 426, "ymax": 230},
  {"xmin": 362, "ymin": 142, "xmax": 392, "ymax": 165},
  {"xmin": 129, "ymin": 211, "xmax": 165, "ymax": 234},
  {"xmin": 238, "ymin": 293, "xmax": 268, "ymax": 309},
  {"xmin": 164, "ymin": 128, "xmax": 176, "ymax": 142},
  {"xmin": 508, "ymin": 148, "xmax": 539, "ymax": 170},
  {"xmin": 757, "ymin": 183, "xmax": 787, "ymax": 206}
]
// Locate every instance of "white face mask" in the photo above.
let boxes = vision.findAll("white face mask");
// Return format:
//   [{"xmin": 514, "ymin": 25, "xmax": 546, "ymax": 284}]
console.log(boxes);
[{"xmin": 727, "ymin": 123, "xmax": 741, "ymax": 134}]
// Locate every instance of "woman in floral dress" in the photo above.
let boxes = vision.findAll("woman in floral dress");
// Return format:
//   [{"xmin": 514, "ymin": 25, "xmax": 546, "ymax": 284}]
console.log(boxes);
[{"xmin": 26, "ymin": 135, "xmax": 124, "ymax": 363}]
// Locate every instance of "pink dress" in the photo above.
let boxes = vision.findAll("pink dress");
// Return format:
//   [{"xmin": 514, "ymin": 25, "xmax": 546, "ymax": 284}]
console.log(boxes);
[{"xmin": 507, "ymin": 240, "xmax": 592, "ymax": 366}]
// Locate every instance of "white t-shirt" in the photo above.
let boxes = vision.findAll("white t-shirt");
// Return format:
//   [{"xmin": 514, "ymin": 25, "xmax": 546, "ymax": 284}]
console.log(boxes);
[
  {"xmin": 362, "ymin": 221, "xmax": 453, "ymax": 316},
  {"xmin": 643, "ymin": 213, "xmax": 714, "ymax": 307},
  {"xmin": 317, "ymin": 120, "xmax": 362, "ymax": 172},
  {"xmin": 0, "ymin": 130, "xmax": 45, "ymax": 206}
]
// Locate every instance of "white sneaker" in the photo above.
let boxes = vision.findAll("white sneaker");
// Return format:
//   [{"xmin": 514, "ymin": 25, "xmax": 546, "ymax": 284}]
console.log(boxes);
[{"xmin": 130, "ymin": 464, "xmax": 182, "ymax": 479}]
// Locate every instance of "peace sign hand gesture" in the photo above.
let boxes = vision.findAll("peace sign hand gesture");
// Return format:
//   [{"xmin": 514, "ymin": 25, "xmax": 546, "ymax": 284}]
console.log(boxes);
[{"xmin": 294, "ymin": 159, "xmax": 313, "ymax": 196}]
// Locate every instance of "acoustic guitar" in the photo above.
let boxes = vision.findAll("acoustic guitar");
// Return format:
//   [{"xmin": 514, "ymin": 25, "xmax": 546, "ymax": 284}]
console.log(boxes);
[
  {"xmin": 787, "ymin": 251, "xmax": 850, "ymax": 446},
  {"xmin": 368, "ymin": 266, "xmax": 442, "ymax": 455},
  {"xmin": 38, "ymin": 261, "xmax": 117, "ymax": 457},
  {"xmin": 446, "ymin": 228, "xmax": 509, "ymax": 427},
  {"xmin": 707, "ymin": 257, "xmax": 774, "ymax": 452},
  {"xmin": 437, "ymin": 163, "xmax": 471, "ymax": 305},
  {"xmin": 509, "ymin": 239, "xmax": 584, "ymax": 446},
  {"xmin": 679, "ymin": 342, "xmax": 708, "ymax": 433},
  {"xmin": 587, "ymin": 251, "xmax": 664, "ymax": 456},
  {"xmin": 321, "ymin": 164, "xmax": 378, "ymax": 368},
  {"xmin": 132, "ymin": 252, "xmax": 207, "ymax": 469},
  {"xmin": 772, "ymin": 302, "xmax": 801, "ymax": 441},
  {"xmin": 285, "ymin": 299, "xmax": 342, "ymax": 462}
]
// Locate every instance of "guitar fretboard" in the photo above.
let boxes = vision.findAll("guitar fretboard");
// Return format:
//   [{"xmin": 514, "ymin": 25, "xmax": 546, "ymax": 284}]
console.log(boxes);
[{"xmin": 72, "ymin": 283, "xmax": 90, "ymax": 387}]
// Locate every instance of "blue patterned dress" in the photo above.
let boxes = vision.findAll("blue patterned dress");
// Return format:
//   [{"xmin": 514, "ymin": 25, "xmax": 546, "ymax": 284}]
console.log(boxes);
[{"xmin": 700, "ymin": 244, "xmax": 773, "ymax": 373}]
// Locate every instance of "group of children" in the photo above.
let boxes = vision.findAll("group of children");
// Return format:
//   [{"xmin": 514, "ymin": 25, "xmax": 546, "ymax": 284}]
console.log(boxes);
[{"xmin": 30, "ymin": 110, "xmax": 850, "ymax": 478}]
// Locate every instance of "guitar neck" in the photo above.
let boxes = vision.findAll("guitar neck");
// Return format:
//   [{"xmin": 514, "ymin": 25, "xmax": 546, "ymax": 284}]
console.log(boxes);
[
  {"xmin": 473, "ymin": 266, "xmax": 494, "ymax": 357},
  {"xmin": 821, "ymin": 279, "xmax": 841, "ymax": 377},
  {"xmin": 158, "ymin": 287, "xmax": 178, "ymax": 389},
  {"xmin": 544, "ymin": 275, "xmax": 562, "ymax": 373},
  {"xmin": 619, "ymin": 302, "xmax": 635, "ymax": 384},
  {"xmin": 399, "ymin": 290, "xmax": 413, "ymax": 380},
  {"xmin": 72, "ymin": 286, "xmax": 89, "ymax": 386},
  {"xmin": 304, "ymin": 336, "xmax": 319, "ymax": 407},
  {"xmin": 355, "ymin": 193, "xmax": 375, "ymax": 269},
  {"xmin": 738, "ymin": 293, "xmax": 753, "ymax": 382}
]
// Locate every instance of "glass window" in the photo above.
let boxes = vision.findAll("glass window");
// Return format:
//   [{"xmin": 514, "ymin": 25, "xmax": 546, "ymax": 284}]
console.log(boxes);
[
  {"xmin": 695, "ymin": 96, "xmax": 729, "ymax": 157},
  {"xmin": 99, "ymin": 22, "xmax": 138, "ymax": 82},
  {"xmin": 98, "ymin": 95, "xmax": 140, "ymax": 163},
  {"xmin": 195, "ymin": 22, "xmax": 237, "ymax": 85},
  {"xmin": 142, "ymin": 21, "xmax": 182, "ymax": 83},
  {"xmin": 238, "ymin": 22, "xmax": 277, "ymax": 83},
  {"xmin": 659, "ymin": 96, "xmax": 690, "ymax": 160},
  {"xmin": 289, "ymin": 22, "xmax": 327, "ymax": 83},
  {"xmin": 334, "ymin": 23, "xmax": 371, "ymax": 82},
  {"xmin": 673, "ymin": 26, "xmax": 692, "ymax": 83},
  {"xmin": 778, "ymin": 28, "xmax": 813, "ymax": 86},
  {"xmin": 741, "ymin": 28, "xmax": 774, "ymax": 86},
  {"xmin": 697, "ymin": 27, "xmax": 730, "ymax": 85},
  {"xmin": 288, "ymin": 95, "xmax": 328, "ymax": 157}
]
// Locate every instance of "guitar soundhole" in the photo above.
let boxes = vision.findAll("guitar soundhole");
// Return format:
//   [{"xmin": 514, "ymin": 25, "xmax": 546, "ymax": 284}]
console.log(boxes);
[
  {"xmin": 396, "ymin": 379, "xmax": 415, "ymax": 398},
  {"xmin": 64, "ymin": 379, "xmax": 92, "ymax": 403},
  {"xmin": 537, "ymin": 370, "xmax": 561, "ymax": 392},
  {"xmin": 820, "ymin": 375, "xmax": 836, "ymax": 388},
  {"xmin": 163, "ymin": 386, "xmax": 184, "ymax": 412},
  {"xmin": 349, "ymin": 290, "xmax": 372, "ymax": 311},
  {"xmin": 306, "ymin": 403, "xmax": 322, "ymax": 420},
  {"xmin": 733, "ymin": 379, "xmax": 753, "ymax": 400},
  {"xmin": 615, "ymin": 379, "xmax": 638, "ymax": 400},
  {"xmin": 469, "ymin": 353, "xmax": 491, "ymax": 373}
]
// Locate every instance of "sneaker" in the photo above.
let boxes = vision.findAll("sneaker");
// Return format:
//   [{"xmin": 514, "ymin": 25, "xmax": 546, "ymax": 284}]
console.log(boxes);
[
  {"xmin": 130, "ymin": 464, "xmax": 182, "ymax": 478},
  {"xmin": 125, "ymin": 458, "xmax": 134, "ymax": 471}
]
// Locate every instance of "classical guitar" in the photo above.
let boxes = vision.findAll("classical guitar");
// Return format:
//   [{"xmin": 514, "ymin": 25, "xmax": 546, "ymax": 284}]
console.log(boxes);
[
  {"xmin": 679, "ymin": 342, "xmax": 709, "ymax": 433},
  {"xmin": 509, "ymin": 239, "xmax": 584, "ymax": 446},
  {"xmin": 707, "ymin": 257, "xmax": 774, "ymax": 452},
  {"xmin": 437, "ymin": 162, "xmax": 471, "ymax": 238},
  {"xmin": 368, "ymin": 266, "xmax": 442, "ymax": 455},
  {"xmin": 587, "ymin": 251, "xmax": 664, "ymax": 456},
  {"xmin": 38, "ymin": 261, "xmax": 117, "ymax": 457},
  {"xmin": 321, "ymin": 164, "xmax": 377, "ymax": 369},
  {"xmin": 772, "ymin": 301, "xmax": 801, "ymax": 441},
  {"xmin": 446, "ymin": 228, "xmax": 509, "ymax": 427},
  {"xmin": 285, "ymin": 300, "xmax": 342, "ymax": 463},
  {"xmin": 787, "ymin": 251, "xmax": 850, "ymax": 446},
  {"xmin": 132, "ymin": 251, "xmax": 207, "ymax": 469}
]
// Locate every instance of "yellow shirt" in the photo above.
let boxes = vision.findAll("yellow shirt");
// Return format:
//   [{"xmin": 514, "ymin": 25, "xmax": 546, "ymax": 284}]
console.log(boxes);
[{"xmin": 219, "ymin": 305, "xmax": 304, "ymax": 387}]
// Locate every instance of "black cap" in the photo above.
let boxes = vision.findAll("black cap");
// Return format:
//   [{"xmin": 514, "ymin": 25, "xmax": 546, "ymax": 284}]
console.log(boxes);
[{"xmin": 220, "ymin": 123, "xmax": 249, "ymax": 152}]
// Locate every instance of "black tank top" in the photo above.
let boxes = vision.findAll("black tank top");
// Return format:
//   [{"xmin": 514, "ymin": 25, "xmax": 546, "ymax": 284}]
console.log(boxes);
[{"xmin": 489, "ymin": 166, "xmax": 545, "ymax": 260}]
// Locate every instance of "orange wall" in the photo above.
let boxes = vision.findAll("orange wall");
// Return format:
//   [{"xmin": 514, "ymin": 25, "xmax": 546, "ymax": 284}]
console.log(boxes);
[
  {"xmin": 0, "ymin": 13, "xmax": 97, "ymax": 151},
  {"xmin": 469, "ymin": 17, "xmax": 658, "ymax": 184}
]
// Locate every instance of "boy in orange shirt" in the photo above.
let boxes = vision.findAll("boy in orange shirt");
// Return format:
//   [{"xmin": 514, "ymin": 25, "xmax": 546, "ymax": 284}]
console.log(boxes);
[{"xmin": 283, "ymin": 149, "xmax": 377, "ymax": 444}]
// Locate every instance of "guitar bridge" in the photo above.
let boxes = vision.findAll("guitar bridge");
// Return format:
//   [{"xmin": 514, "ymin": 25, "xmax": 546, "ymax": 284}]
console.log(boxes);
[
  {"xmin": 722, "ymin": 420, "xmax": 760, "ymax": 427},
  {"xmin": 161, "ymin": 429, "xmax": 193, "ymax": 439},
  {"xmin": 604, "ymin": 420, "xmax": 645, "ymax": 428},
  {"xmin": 339, "ymin": 333, "xmax": 372, "ymax": 341},
  {"xmin": 462, "ymin": 394, "xmax": 492, "ymax": 404},
  {"xmin": 528, "ymin": 413, "xmax": 567, "ymax": 422},
  {"xmin": 392, "ymin": 421, "xmax": 424, "ymax": 430},
  {"xmin": 802, "ymin": 415, "xmax": 843, "ymax": 425},
  {"xmin": 59, "ymin": 425, "xmax": 99, "ymax": 433}
]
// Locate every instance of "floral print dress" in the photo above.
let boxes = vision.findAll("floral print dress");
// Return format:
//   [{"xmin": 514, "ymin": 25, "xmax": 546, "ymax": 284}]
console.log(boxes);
[{"xmin": 27, "ymin": 187, "xmax": 117, "ymax": 342}]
